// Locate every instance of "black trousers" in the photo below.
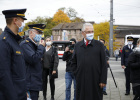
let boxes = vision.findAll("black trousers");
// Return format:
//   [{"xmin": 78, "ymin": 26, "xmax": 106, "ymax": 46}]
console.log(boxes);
[
  {"xmin": 43, "ymin": 68, "xmax": 55, "ymax": 98},
  {"xmin": 30, "ymin": 90, "xmax": 39, "ymax": 100},
  {"xmin": 125, "ymin": 68, "xmax": 131, "ymax": 92},
  {"xmin": 133, "ymin": 85, "xmax": 140, "ymax": 100},
  {"xmin": 125, "ymin": 68, "xmax": 135, "ymax": 93}
]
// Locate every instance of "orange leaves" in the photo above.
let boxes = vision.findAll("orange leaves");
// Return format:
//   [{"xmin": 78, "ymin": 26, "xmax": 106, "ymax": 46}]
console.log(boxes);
[{"xmin": 52, "ymin": 10, "xmax": 71, "ymax": 25}]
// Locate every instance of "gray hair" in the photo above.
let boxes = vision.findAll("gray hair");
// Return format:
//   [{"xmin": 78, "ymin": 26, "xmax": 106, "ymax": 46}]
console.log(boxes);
[
  {"xmin": 82, "ymin": 23, "xmax": 93, "ymax": 31},
  {"xmin": 28, "ymin": 29, "xmax": 35, "ymax": 35},
  {"xmin": 137, "ymin": 38, "xmax": 140, "ymax": 44}
]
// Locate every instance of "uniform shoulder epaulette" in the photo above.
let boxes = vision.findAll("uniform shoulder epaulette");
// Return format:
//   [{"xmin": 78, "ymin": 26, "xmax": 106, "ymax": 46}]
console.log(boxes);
[
  {"xmin": 26, "ymin": 40, "xmax": 29, "ymax": 43},
  {"xmin": 2, "ymin": 33, "xmax": 8, "ymax": 41}
]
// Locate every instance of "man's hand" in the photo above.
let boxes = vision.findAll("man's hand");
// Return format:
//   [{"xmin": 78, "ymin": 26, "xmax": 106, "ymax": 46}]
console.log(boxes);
[
  {"xmin": 27, "ymin": 92, "xmax": 29, "ymax": 98},
  {"xmin": 107, "ymin": 61, "xmax": 109, "ymax": 64},
  {"xmin": 70, "ymin": 50, "xmax": 74, "ymax": 53},
  {"xmin": 122, "ymin": 65, "xmax": 126, "ymax": 69},
  {"xmin": 65, "ymin": 47, "xmax": 69, "ymax": 52},
  {"xmin": 99, "ymin": 83, "xmax": 106, "ymax": 88},
  {"xmin": 52, "ymin": 71, "xmax": 56, "ymax": 75},
  {"xmin": 39, "ymin": 40, "xmax": 45, "ymax": 47}
]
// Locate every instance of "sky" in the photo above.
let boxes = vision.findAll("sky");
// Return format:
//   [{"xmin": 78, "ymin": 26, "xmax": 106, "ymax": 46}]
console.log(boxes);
[{"xmin": 0, "ymin": 0, "xmax": 140, "ymax": 30}]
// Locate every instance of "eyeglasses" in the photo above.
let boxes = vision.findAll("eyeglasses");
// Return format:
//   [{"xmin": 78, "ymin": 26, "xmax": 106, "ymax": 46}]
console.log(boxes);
[{"xmin": 83, "ymin": 31, "xmax": 94, "ymax": 34}]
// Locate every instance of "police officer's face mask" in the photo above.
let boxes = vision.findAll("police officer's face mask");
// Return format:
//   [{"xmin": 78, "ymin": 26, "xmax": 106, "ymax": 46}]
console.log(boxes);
[
  {"xmin": 16, "ymin": 19, "xmax": 25, "ymax": 33},
  {"xmin": 32, "ymin": 31, "xmax": 42, "ymax": 42},
  {"xmin": 128, "ymin": 41, "xmax": 133, "ymax": 45}
]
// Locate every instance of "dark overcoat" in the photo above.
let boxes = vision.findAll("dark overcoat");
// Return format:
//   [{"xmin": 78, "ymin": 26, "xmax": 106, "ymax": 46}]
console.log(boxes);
[
  {"xmin": 71, "ymin": 39, "xmax": 107, "ymax": 100},
  {"xmin": 0, "ymin": 26, "xmax": 26, "ymax": 100},
  {"xmin": 128, "ymin": 51, "xmax": 140, "ymax": 83}
]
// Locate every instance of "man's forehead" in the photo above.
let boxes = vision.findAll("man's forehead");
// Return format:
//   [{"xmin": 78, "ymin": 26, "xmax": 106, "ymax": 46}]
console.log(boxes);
[
  {"xmin": 33, "ymin": 29, "xmax": 42, "ymax": 34},
  {"xmin": 85, "ymin": 26, "xmax": 94, "ymax": 30}
]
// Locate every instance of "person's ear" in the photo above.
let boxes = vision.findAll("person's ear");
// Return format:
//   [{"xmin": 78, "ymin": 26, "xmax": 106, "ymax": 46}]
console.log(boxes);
[{"xmin": 13, "ymin": 18, "xmax": 18, "ymax": 25}]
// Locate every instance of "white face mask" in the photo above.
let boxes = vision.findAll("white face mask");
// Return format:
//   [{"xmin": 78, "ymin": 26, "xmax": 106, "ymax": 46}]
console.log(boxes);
[
  {"xmin": 46, "ymin": 42, "xmax": 52, "ymax": 46},
  {"xmin": 128, "ymin": 41, "xmax": 133, "ymax": 45},
  {"xmin": 86, "ymin": 33, "xmax": 94, "ymax": 41}
]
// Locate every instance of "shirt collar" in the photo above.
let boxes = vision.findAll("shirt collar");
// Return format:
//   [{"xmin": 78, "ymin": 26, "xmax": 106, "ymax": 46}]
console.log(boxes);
[
  {"xmin": 84, "ymin": 38, "xmax": 92, "ymax": 44},
  {"xmin": 29, "ymin": 37, "xmax": 37, "ymax": 45}
]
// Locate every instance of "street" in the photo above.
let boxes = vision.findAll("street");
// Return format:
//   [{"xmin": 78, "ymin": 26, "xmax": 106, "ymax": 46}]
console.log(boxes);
[{"xmin": 39, "ymin": 58, "xmax": 134, "ymax": 100}]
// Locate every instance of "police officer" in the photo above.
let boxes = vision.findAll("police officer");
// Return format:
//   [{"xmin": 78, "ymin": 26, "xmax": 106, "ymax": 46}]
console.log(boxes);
[
  {"xmin": 121, "ymin": 36, "xmax": 135, "ymax": 95},
  {"xmin": 20, "ymin": 24, "xmax": 46, "ymax": 100},
  {"xmin": 0, "ymin": 9, "xmax": 27, "ymax": 100}
]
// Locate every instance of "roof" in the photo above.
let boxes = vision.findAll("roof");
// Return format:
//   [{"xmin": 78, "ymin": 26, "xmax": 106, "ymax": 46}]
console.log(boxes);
[
  {"xmin": 52, "ymin": 21, "xmax": 95, "ymax": 30},
  {"xmin": 52, "ymin": 22, "xmax": 83, "ymax": 30},
  {"xmin": 115, "ymin": 30, "xmax": 140, "ymax": 38},
  {"xmin": 0, "ymin": 28, "xmax": 2, "ymax": 34},
  {"xmin": 114, "ymin": 25, "xmax": 140, "ymax": 38},
  {"xmin": 114, "ymin": 25, "xmax": 140, "ymax": 31}
]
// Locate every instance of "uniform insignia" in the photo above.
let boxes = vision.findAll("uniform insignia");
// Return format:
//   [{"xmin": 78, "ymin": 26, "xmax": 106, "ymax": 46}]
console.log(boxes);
[
  {"xmin": 3, "ymin": 37, "xmax": 6, "ymax": 39},
  {"xmin": 16, "ymin": 51, "xmax": 21, "ymax": 54},
  {"xmin": 26, "ymin": 40, "xmax": 29, "ymax": 42},
  {"xmin": 42, "ymin": 24, "xmax": 46, "ymax": 28},
  {"xmin": 125, "ymin": 50, "xmax": 129, "ymax": 52}
]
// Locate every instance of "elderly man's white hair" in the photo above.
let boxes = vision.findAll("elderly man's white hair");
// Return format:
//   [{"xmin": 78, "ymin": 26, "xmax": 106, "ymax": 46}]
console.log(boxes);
[
  {"xmin": 28, "ymin": 29, "xmax": 34, "ymax": 34},
  {"xmin": 82, "ymin": 23, "xmax": 93, "ymax": 31}
]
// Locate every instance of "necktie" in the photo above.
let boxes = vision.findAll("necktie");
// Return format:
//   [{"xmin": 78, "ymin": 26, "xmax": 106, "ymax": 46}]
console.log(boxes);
[{"xmin": 86, "ymin": 41, "xmax": 89, "ymax": 46}]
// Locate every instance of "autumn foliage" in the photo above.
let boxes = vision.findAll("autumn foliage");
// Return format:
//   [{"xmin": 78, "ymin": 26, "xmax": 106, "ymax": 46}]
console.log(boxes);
[
  {"xmin": 52, "ymin": 10, "xmax": 71, "ymax": 25},
  {"xmin": 94, "ymin": 21, "xmax": 119, "ymax": 50}
]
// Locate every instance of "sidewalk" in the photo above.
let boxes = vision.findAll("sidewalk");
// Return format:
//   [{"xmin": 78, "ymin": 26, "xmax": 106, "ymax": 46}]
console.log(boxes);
[{"xmin": 38, "ymin": 58, "xmax": 134, "ymax": 100}]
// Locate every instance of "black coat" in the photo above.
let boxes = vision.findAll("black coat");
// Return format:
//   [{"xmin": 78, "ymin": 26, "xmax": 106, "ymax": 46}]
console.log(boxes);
[
  {"xmin": 71, "ymin": 39, "xmax": 107, "ymax": 100},
  {"xmin": 20, "ymin": 38, "xmax": 45, "ymax": 91},
  {"xmin": 121, "ymin": 45, "xmax": 135, "ymax": 67},
  {"xmin": 43, "ymin": 46, "xmax": 59, "ymax": 78},
  {"xmin": 62, "ymin": 51, "xmax": 73, "ymax": 72},
  {"xmin": 0, "ymin": 27, "xmax": 26, "ymax": 100},
  {"xmin": 128, "ymin": 51, "xmax": 140, "ymax": 83}
]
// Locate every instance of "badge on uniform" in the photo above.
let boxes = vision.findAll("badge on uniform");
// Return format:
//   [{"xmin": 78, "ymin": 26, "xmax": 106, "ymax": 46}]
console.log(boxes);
[
  {"xmin": 16, "ymin": 51, "xmax": 21, "ymax": 54},
  {"xmin": 125, "ymin": 50, "xmax": 129, "ymax": 52}
]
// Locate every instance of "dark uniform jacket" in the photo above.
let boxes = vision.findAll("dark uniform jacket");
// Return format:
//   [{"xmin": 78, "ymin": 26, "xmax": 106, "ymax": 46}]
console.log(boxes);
[
  {"xmin": 20, "ymin": 38, "xmax": 45, "ymax": 91},
  {"xmin": 71, "ymin": 39, "xmax": 107, "ymax": 100},
  {"xmin": 121, "ymin": 45, "xmax": 135, "ymax": 67},
  {"xmin": 128, "ymin": 51, "xmax": 140, "ymax": 83},
  {"xmin": 62, "ymin": 51, "xmax": 73, "ymax": 72},
  {"xmin": 0, "ymin": 26, "xmax": 26, "ymax": 100}
]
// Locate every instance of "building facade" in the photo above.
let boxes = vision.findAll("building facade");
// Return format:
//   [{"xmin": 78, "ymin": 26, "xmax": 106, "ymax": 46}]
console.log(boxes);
[
  {"xmin": 0, "ymin": 28, "xmax": 2, "ymax": 35},
  {"xmin": 52, "ymin": 22, "xmax": 94, "ymax": 41},
  {"xmin": 114, "ymin": 25, "xmax": 140, "ymax": 48},
  {"xmin": 52, "ymin": 23, "xmax": 140, "ymax": 48}
]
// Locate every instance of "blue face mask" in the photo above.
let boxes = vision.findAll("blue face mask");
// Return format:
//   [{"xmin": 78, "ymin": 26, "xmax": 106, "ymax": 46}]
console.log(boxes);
[
  {"xmin": 86, "ymin": 33, "xmax": 94, "ymax": 41},
  {"xmin": 16, "ymin": 20, "xmax": 25, "ymax": 33},
  {"xmin": 33, "ymin": 34, "xmax": 42, "ymax": 42}
]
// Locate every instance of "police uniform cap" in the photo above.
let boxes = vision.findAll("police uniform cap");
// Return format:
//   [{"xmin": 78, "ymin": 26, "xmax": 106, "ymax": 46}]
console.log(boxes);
[
  {"xmin": 28, "ymin": 24, "xmax": 46, "ymax": 33},
  {"xmin": 127, "ymin": 36, "xmax": 133, "ymax": 41},
  {"xmin": 2, "ymin": 9, "xmax": 27, "ymax": 20}
]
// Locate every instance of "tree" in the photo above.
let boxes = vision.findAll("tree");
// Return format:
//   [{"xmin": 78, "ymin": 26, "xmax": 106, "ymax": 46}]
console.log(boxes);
[
  {"xmin": 52, "ymin": 10, "xmax": 71, "ymax": 25},
  {"xmin": 66, "ymin": 7, "xmax": 77, "ymax": 20},
  {"xmin": 93, "ymin": 21, "xmax": 119, "ymax": 50},
  {"xmin": 23, "ymin": 16, "xmax": 56, "ymax": 37},
  {"xmin": 57, "ymin": 7, "xmax": 84, "ymax": 22},
  {"xmin": 58, "ymin": 7, "xmax": 66, "ymax": 12},
  {"xmin": 71, "ymin": 17, "xmax": 85, "ymax": 22}
]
